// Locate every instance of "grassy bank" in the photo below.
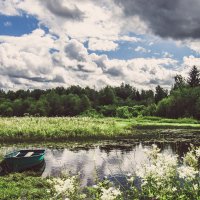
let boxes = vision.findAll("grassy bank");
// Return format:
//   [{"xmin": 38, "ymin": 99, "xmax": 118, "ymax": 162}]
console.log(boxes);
[
  {"xmin": 0, "ymin": 173, "xmax": 52, "ymax": 200},
  {"xmin": 0, "ymin": 117, "xmax": 200, "ymax": 142}
]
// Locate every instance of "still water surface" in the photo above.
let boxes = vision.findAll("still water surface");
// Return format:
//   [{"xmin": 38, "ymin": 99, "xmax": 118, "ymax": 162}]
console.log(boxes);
[{"xmin": 0, "ymin": 141, "xmax": 191, "ymax": 186}]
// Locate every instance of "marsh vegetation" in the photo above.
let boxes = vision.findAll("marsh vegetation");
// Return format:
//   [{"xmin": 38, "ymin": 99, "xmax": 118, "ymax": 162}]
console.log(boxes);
[{"xmin": 0, "ymin": 116, "xmax": 199, "ymax": 142}]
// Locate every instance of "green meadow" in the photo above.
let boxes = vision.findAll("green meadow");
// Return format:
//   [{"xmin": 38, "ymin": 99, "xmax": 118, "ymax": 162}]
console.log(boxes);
[{"xmin": 0, "ymin": 116, "xmax": 199, "ymax": 142}]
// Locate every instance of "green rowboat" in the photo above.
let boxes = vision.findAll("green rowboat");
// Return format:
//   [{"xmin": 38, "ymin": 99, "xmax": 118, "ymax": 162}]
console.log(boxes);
[{"xmin": 0, "ymin": 149, "xmax": 45, "ymax": 173}]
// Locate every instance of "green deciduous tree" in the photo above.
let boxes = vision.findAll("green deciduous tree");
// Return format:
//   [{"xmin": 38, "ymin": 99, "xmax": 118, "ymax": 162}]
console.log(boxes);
[
  {"xmin": 80, "ymin": 95, "xmax": 91, "ymax": 113},
  {"xmin": 99, "ymin": 86, "xmax": 116, "ymax": 105},
  {"xmin": 0, "ymin": 101, "xmax": 13, "ymax": 116},
  {"xmin": 61, "ymin": 94, "xmax": 81, "ymax": 116}
]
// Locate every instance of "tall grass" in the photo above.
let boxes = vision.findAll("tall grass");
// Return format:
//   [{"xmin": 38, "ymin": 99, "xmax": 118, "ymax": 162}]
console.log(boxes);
[
  {"xmin": 0, "ymin": 117, "xmax": 199, "ymax": 142},
  {"xmin": 137, "ymin": 116, "xmax": 199, "ymax": 124},
  {"xmin": 0, "ymin": 117, "xmax": 130, "ymax": 142},
  {"xmin": 133, "ymin": 117, "xmax": 200, "ymax": 129},
  {"xmin": 0, "ymin": 173, "xmax": 52, "ymax": 200}
]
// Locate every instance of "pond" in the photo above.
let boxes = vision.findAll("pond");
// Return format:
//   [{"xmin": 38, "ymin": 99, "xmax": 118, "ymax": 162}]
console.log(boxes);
[{"xmin": 0, "ymin": 140, "xmax": 194, "ymax": 186}]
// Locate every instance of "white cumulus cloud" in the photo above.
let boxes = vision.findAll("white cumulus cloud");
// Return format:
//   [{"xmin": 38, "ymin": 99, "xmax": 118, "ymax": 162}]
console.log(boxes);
[{"xmin": 88, "ymin": 38, "xmax": 118, "ymax": 51}]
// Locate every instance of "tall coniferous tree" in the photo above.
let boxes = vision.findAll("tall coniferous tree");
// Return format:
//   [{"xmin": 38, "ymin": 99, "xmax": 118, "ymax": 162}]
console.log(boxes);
[
  {"xmin": 155, "ymin": 85, "xmax": 168, "ymax": 104},
  {"xmin": 173, "ymin": 75, "xmax": 186, "ymax": 90},
  {"xmin": 187, "ymin": 66, "xmax": 200, "ymax": 87}
]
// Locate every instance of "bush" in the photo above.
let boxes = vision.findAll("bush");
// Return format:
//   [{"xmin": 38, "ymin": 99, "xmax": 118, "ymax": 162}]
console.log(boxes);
[
  {"xmin": 130, "ymin": 105, "xmax": 146, "ymax": 117},
  {"xmin": 116, "ymin": 106, "xmax": 132, "ymax": 118},
  {"xmin": 142, "ymin": 104, "xmax": 157, "ymax": 116},
  {"xmin": 156, "ymin": 97, "xmax": 172, "ymax": 117},
  {"xmin": 80, "ymin": 109, "xmax": 103, "ymax": 118},
  {"xmin": 195, "ymin": 97, "xmax": 200, "ymax": 119},
  {"xmin": 98, "ymin": 105, "xmax": 116, "ymax": 117}
]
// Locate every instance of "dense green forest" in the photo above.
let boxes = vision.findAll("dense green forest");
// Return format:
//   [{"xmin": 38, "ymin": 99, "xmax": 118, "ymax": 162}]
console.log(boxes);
[{"xmin": 0, "ymin": 66, "xmax": 199, "ymax": 119}]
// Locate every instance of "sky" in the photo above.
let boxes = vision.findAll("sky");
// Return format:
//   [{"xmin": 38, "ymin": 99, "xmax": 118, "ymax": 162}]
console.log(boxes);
[{"xmin": 0, "ymin": 0, "xmax": 200, "ymax": 91}]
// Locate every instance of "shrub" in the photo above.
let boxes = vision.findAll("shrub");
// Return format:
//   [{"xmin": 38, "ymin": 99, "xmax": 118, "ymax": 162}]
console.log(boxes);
[
  {"xmin": 80, "ymin": 109, "xmax": 103, "ymax": 118},
  {"xmin": 142, "ymin": 104, "xmax": 157, "ymax": 116},
  {"xmin": 116, "ymin": 106, "xmax": 132, "ymax": 118},
  {"xmin": 98, "ymin": 105, "xmax": 117, "ymax": 117}
]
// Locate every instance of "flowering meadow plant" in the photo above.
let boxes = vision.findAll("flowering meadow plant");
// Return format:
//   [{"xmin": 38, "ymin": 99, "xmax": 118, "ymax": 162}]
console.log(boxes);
[
  {"xmin": 87, "ymin": 180, "xmax": 122, "ymax": 200},
  {"xmin": 130, "ymin": 145, "xmax": 200, "ymax": 200},
  {"xmin": 48, "ymin": 145, "xmax": 200, "ymax": 200},
  {"xmin": 48, "ymin": 176, "xmax": 86, "ymax": 200}
]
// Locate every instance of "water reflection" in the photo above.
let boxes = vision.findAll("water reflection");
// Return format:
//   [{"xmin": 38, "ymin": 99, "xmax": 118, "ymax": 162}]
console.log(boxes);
[
  {"xmin": 0, "ymin": 142, "xmax": 193, "ymax": 186},
  {"xmin": 41, "ymin": 142, "xmax": 192, "ymax": 186}
]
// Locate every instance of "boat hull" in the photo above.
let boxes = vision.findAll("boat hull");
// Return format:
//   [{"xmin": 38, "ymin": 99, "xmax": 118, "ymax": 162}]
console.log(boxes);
[{"xmin": 1, "ymin": 150, "xmax": 45, "ymax": 173}]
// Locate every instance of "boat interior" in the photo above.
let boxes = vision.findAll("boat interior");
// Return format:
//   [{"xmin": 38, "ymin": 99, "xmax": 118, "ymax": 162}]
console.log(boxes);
[{"xmin": 14, "ymin": 150, "xmax": 45, "ymax": 158}]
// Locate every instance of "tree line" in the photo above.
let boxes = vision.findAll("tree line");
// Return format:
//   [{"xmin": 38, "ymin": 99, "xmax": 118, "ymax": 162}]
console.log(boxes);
[
  {"xmin": 157, "ymin": 66, "xmax": 200, "ymax": 119},
  {"xmin": 0, "ymin": 66, "xmax": 199, "ymax": 119}
]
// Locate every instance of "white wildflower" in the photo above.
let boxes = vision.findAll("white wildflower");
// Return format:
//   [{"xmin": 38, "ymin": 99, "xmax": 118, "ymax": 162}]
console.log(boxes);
[
  {"xmin": 178, "ymin": 166, "xmax": 198, "ymax": 181},
  {"xmin": 100, "ymin": 187, "xmax": 121, "ymax": 200},
  {"xmin": 193, "ymin": 184, "xmax": 198, "ymax": 191},
  {"xmin": 93, "ymin": 185, "xmax": 98, "ymax": 189},
  {"xmin": 195, "ymin": 148, "xmax": 200, "ymax": 157},
  {"xmin": 141, "ymin": 180, "xmax": 148, "ymax": 187},
  {"xmin": 172, "ymin": 187, "xmax": 177, "ymax": 192},
  {"xmin": 183, "ymin": 151, "xmax": 198, "ymax": 168},
  {"xmin": 136, "ymin": 153, "xmax": 177, "ymax": 182},
  {"xmin": 127, "ymin": 173, "xmax": 132, "ymax": 177},
  {"xmin": 52, "ymin": 176, "xmax": 76, "ymax": 195},
  {"xmin": 80, "ymin": 194, "xmax": 87, "ymax": 199},
  {"xmin": 143, "ymin": 148, "xmax": 150, "ymax": 154},
  {"xmin": 144, "ymin": 144, "xmax": 160, "ymax": 160},
  {"xmin": 127, "ymin": 176, "xmax": 134, "ymax": 182}
]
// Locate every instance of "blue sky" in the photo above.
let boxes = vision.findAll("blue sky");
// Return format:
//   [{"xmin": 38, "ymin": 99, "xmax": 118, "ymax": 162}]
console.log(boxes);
[
  {"xmin": 0, "ymin": 14, "xmax": 39, "ymax": 36},
  {"xmin": 0, "ymin": 0, "xmax": 200, "ymax": 90}
]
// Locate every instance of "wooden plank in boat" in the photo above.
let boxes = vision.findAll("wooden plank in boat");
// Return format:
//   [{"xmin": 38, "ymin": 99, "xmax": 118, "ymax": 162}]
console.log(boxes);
[
  {"xmin": 24, "ymin": 152, "xmax": 34, "ymax": 157},
  {"xmin": 14, "ymin": 152, "xmax": 20, "ymax": 157}
]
